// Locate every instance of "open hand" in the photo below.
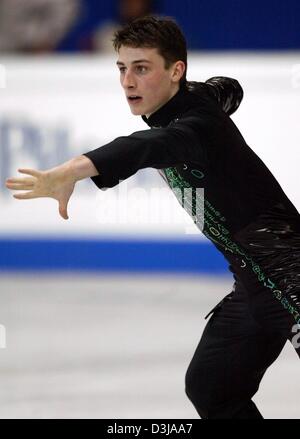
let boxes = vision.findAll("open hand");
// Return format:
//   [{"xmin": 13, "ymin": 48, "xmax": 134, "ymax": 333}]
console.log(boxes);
[{"xmin": 5, "ymin": 167, "xmax": 76, "ymax": 220}]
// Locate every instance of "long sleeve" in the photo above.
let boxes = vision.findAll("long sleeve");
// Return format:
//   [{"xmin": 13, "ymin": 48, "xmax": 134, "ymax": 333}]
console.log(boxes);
[{"xmin": 84, "ymin": 112, "xmax": 210, "ymax": 190}]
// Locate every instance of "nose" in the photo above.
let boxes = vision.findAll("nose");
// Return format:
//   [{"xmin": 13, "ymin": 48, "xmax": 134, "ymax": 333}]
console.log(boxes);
[{"xmin": 122, "ymin": 70, "xmax": 136, "ymax": 89}]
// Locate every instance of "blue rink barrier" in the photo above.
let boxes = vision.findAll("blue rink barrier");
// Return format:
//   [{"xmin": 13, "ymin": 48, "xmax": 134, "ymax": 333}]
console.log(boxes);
[{"xmin": 0, "ymin": 237, "xmax": 228, "ymax": 274}]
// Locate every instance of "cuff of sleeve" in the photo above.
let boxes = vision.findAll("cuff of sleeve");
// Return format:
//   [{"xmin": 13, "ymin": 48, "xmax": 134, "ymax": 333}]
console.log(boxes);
[{"xmin": 83, "ymin": 151, "xmax": 119, "ymax": 190}]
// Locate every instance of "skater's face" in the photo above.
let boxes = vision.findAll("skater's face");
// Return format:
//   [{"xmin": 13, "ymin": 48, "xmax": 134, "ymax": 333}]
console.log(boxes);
[{"xmin": 117, "ymin": 46, "xmax": 185, "ymax": 117}]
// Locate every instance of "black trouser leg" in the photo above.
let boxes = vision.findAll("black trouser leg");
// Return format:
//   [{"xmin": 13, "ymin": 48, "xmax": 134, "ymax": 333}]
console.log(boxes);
[{"xmin": 185, "ymin": 284, "xmax": 288, "ymax": 419}]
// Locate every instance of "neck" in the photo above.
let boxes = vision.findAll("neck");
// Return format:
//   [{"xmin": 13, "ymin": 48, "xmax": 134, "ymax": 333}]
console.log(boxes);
[
  {"xmin": 142, "ymin": 81, "xmax": 197, "ymax": 128},
  {"xmin": 145, "ymin": 84, "xmax": 180, "ymax": 118}
]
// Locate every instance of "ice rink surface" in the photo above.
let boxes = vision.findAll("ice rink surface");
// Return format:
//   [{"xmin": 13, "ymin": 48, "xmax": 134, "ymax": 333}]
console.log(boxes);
[{"xmin": 0, "ymin": 273, "xmax": 298, "ymax": 419}]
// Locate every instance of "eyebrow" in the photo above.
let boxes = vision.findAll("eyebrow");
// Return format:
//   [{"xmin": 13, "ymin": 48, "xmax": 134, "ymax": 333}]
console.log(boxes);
[{"xmin": 116, "ymin": 59, "xmax": 152, "ymax": 66}]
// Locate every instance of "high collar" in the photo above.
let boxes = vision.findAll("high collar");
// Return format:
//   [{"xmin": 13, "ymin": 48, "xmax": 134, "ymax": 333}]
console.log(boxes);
[{"xmin": 141, "ymin": 83, "xmax": 198, "ymax": 128}]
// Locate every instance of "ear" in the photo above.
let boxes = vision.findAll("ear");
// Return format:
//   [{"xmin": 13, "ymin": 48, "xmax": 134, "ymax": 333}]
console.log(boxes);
[{"xmin": 171, "ymin": 61, "xmax": 186, "ymax": 83}]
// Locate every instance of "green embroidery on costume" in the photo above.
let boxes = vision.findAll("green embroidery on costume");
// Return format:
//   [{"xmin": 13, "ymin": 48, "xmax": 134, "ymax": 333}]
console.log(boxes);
[{"xmin": 163, "ymin": 166, "xmax": 300, "ymax": 324}]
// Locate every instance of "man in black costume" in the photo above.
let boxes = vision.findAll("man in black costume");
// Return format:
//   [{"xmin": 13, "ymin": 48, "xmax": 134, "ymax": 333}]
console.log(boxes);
[{"xmin": 6, "ymin": 16, "xmax": 300, "ymax": 418}]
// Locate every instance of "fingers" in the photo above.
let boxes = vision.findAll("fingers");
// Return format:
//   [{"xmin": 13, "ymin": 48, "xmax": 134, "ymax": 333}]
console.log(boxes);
[
  {"xmin": 6, "ymin": 177, "xmax": 35, "ymax": 184},
  {"xmin": 18, "ymin": 168, "xmax": 41, "ymax": 178},
  {"xmin": 6, "ymin": 181, "xmax": 35, "ymax": 190},
  {"xmin": 59, "ymin": 200, "xmax": 69, "ymax": 220},
  {"xmin": 6, "ymin": 167, "xmax": 71, "ymax": 220},
  {"xmin": 13, "ymin": 192, "xmax": 37, "ymax": 200},
  {"xmin": 6, "ymin": 170, "xmax": 39, "ymax": 190}
]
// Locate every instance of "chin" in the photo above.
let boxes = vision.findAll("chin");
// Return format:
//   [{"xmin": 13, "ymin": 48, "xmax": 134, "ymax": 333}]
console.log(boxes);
[{"xmin": 129, "ymin": 107, "xmax": 144, "ymax": 116}]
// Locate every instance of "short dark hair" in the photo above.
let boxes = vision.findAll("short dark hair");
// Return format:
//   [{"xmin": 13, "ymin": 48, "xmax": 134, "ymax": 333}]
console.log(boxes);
[{"xmin": 113, "ymin": 16, "xmax": 187, "ymax": 85}]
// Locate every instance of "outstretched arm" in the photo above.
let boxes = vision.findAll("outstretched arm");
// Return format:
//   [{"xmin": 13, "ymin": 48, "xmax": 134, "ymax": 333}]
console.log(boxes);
[
  {"xmin": 7, "ymin": 100, "xmax": 227, "ymax": 209},
  {"xmin": 5, "ymin": 90, "xmax": 232, "ymax": 215},
  {"xmin": 5, "ymin": 112, "xmax": 209, "ymax": 210},
  {"xmin": 5, "ymin": 155, "xmax": 98, "ymax": 220}
]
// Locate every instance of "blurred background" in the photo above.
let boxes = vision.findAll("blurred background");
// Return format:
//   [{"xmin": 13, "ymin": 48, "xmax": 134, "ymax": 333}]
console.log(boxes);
[{"xmin": 0, "ymin": 0, "xmax": 299, "ymax": 419}]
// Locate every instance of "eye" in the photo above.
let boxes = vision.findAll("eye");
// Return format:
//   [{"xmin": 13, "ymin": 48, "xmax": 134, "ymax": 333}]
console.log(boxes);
[
  {"xmin": 119, "ymin": 67, "xmax": 126, "ymax": 74},
  {"xmin": 136, "ymin": 65, "xmax": 148, "ymax": 73}
]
